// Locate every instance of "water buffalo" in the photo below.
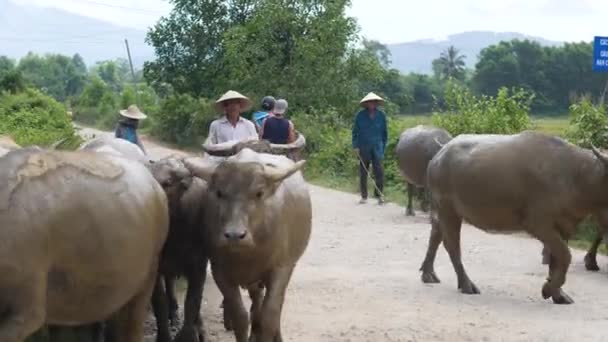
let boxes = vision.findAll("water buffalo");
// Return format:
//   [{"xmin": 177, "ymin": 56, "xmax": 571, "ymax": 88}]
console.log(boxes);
[
  {"xmin": 78, "ymin": 136, "xmax": 150, "ymax": 164},
  {"xmin": 0, "ymin": 148, "xmax": 169, "ymax": 341},
  {"xmin": 420, "ymin": 131, "xmax": 608, "ymax": 304},
  {"xmin": 395, "ymin": 125, "xmax": 452, "ymax": 216},
  {"xmin": 184, "ymin": 148, "xmax": 312, "ymax": 342},
  {"xmin": 148, "ymin": 157, "xmax": 214, "ymax": 342}
]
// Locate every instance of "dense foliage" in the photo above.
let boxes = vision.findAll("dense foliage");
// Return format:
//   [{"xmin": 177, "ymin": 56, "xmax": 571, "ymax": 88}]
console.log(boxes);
[
  {"xmin": 432, "ymin": 81, "xmax": 533, "ymax": 136},
  {"xmin": 473, "ymin": 40, "xmax": 606, "ymax": 113},
  {"xmin": 0, "ymin": 88, "xmax": 81, "ymax": 148},
  {"xmin": 565, "ymin": 98, "xmax": 608, "ymax": 148}
]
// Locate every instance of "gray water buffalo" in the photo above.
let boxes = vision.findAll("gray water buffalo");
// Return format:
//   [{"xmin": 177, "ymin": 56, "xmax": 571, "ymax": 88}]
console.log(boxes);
[
  {"xmin": 0, "ymin": 148, "xmax": 169, "ymax": 341},
  {"xmin": 184, "ymin": 148, "xmax": 312, "ymax": 342},
  {"xmin": 420, "ymin": 130, "xmax": 608, "ymax": 304},
  {"xmin": 395, "ymin": 125, "xmax": 452, "ymax": 216},
  {"xmin": 147, "ymin": 157, "xmax": 213, "ymax": 342},
  {"xmin": 78, "ymin": 136, "xmax": 149, "ymax": 164}
]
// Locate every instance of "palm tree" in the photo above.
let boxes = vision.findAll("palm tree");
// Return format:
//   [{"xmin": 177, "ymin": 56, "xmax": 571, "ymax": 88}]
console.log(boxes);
[{"xmin": 432, "ymin": 46, "xmax": 467, "ymax": 81}]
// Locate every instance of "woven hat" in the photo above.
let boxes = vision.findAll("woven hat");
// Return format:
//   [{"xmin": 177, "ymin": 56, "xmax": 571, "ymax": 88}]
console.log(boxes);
[
  {"xmin": 119, "ymin": 104, "xmax": 147, "ymax": 120},
  {"xmin": 215, "ymin": 90, "xmax": 253, "ymax": 113},
  {"xmin": 359, "ymin": 92, "xmax": 385, "ymax": 107}
]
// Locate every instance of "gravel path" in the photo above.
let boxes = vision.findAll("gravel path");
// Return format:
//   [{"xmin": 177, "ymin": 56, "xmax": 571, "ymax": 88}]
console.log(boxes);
[{"xmin": 77, "ymin": 126, "xmax": 608, "ymax": 342}]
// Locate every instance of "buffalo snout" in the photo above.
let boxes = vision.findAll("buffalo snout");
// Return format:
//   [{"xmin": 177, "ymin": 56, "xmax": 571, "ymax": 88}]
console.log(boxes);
[{"xmin": 224, "ymin": 230, "xmax": 248, "ymax": 241}]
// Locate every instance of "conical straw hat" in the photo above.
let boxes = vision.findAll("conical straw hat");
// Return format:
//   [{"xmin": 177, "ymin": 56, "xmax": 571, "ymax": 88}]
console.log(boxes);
[
  {"xmin": 215, "ymin": 90, "xmax": 253, "ymax": 113},
  {"xmin": 359, "ymin": 92, "xmax": 385, "ymax": 106},
  {"xmin": 119, "ymin": 104, "xmax": 147, "ymax": 120}
]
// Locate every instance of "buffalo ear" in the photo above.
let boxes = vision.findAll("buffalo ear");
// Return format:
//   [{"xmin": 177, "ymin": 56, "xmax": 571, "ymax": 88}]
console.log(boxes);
[
  {"xmin": 263, "ymin": 160, "xmax": 306, "ymax": 184},
  {"xmin": 183, "ymin": 157, "xmax": 215, "ymax": 182}
]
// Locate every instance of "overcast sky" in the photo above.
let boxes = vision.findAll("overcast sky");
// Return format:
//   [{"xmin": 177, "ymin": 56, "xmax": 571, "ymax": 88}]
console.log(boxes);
[{"xmin": 17, "ymin": 0, "xmax": 608, "ymax": 43}]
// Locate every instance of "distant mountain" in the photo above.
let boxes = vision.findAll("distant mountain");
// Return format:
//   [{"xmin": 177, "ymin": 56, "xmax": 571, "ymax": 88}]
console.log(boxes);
[
  {"xmin": 387, "ymin": 31, "xmax": 564, "ymax": 74},
  {"xmin": 0, "ymin": 0, "xmax": 154, "ymax": 67},
  {"xmin": 0, "ymin": 1, "xmax": 565, "ymax": 74}
]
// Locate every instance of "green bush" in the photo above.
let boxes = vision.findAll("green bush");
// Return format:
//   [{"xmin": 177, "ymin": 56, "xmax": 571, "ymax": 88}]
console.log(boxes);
[
  {"xmin": 565, "ymin": 98, "xmax": 608, "ymax": 148},
  {"xmin": 151, "ymin": 94, "xmax": 217, "ymax": 146},
  {"xmin": 0, "ymin": 88, "xmax": 81, "ymax": 147},
  {"xmin": 432, "ymin": 81, "xmax": 533, "ymax": 136}
]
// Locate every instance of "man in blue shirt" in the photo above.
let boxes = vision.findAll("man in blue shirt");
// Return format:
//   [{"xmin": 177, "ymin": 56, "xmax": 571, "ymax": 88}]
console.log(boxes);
[{"xmin": 352, "ymin": 92, "xmax": 388, "ymax": 205}]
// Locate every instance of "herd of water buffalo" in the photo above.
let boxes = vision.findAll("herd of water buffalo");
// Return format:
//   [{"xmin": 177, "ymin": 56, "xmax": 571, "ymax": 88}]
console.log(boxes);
[{"xmin": 0, "ymin": 124, "xmax": 607, "ymax": 342}]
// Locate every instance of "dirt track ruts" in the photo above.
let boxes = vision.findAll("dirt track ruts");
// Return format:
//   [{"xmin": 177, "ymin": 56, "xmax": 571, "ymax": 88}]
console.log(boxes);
[{"xmin": 78, "ymin": 126, "xmax": 608, "ymax": 342}]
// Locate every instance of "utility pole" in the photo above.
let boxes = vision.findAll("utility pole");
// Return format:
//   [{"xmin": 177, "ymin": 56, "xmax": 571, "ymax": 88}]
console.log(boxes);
[{"xmin": 124, "ymin": 38, "xmax": 139, "ymax": 106}]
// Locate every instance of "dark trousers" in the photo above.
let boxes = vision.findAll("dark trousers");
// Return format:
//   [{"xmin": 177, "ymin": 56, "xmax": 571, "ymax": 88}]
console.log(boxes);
[{"xmin": 358, "ymin": 151, "xmax": 384, "ymax": 199}]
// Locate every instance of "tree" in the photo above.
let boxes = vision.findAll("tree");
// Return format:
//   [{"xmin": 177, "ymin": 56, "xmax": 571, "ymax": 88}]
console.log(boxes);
[
  {"xmin": 473, "ymin": 39, "xmax": 604, "ymax": 113},
  {"xmin": 0, "ymin": 56, "xmax": 15, "ymax": 78},
  {"xmin": 16, "ymin": 52, "xmax": 88, "ymax": 101},
  {"xmin": 91, "ymin": 61, "xmax": 123, "ymax": 93},
  {"xmin": 144, "ymin": 0, "xmax": 257, "ymax": 97},
  {"xmin": 362, "ymin": 39, "xmax": 391, "ymax": 67},
  {"xmin": 432, "ymin": 45, "xmax": 466, "ymax": 81}
]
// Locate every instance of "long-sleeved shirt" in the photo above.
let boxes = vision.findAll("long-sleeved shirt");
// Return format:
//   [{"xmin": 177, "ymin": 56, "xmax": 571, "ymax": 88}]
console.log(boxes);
[
  {"xmin": 351, "ymin": 108, "xmax": 388, "ymax": 159},
  {"xmin": 115, "ymin": 119, "xmax": 146, "ymax": 154},
  {"xmin": 207, "ymin": 116, "xmax": 258, "ymax": 144}
]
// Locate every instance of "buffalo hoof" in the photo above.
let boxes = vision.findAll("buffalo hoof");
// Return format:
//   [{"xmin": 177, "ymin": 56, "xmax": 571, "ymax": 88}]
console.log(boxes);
[
  {"xmin": 223, "ymin": 311, "xmax": 233, "ymax": 331},
  {"xmin": 459, "ymin": 280, "xmax": 480, "ymax": 295},
  {"xmin": 584, "ymin": 253, "xmax": 600, "ymax": 271},
  {"xmin": 406, "ymin": 208, "xmax": 415, "ymax": 216},
  {"xmin": 174, "ymin": 326, "xmax": 208, "ymax": 342},
  {"xmin": 421, "ymin": 271, "xmax": 440, "ymax": 284},
  {"xmin": 542, "ymin": 283, "xmax": 574, "ymax": 304}
]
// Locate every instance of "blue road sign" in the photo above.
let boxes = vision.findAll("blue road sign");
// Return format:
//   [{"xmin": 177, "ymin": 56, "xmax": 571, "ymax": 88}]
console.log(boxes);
[{"xmin": 593, "ymin": 36, "xmax": 608, "ymax": 72}]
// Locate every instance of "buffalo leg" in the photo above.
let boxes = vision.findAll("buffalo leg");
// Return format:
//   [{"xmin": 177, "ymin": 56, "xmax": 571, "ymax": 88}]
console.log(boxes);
[
  {"xmin": 248, "ymin": 283, "xmax": 264, "ymax": 341},
  {"xmin": 174, "ymin": 258, "xmax": 209, "ymax": 342},
  {"xmin": 213, "ymin": 267, "xmax": 249, "ymax": 342},
  {"xmin": 420, "ymin": 188, "xmax": 430, "ymax": 213},
  {"xmin": 584, "ymin": 232, "xmax": 603, "ymax": 272},
  {"xmin": 539, "ymin": 233, "xmax": 573, "ymax": 304},
  {"xmin": 439, "ymin": 209, "xmax": 479, "ymax": 294},
  {"xmin": 151, "ymin": 275, "xmax": 171, "ymax": 342},
  {"xmin": 406, "ymin": 183, "xmax": 415, "ymax": 216},
  {"xmin": 117, "ymin": 268, "xmax": 158, "ymax": 342},
  {"xmin": 256, "ymin": 266, "xmax": 294, "ymax": 342},
  {"xmin": 165, "ymin": 275, "xmax": 179, "ymax": 325},
  {"xmin": 420, "ymin": 216, "xmax": 442, "ymax": 284},
  {"xmin": 0, "ymin": 272, "xmax": 46, "ymax": 342}
]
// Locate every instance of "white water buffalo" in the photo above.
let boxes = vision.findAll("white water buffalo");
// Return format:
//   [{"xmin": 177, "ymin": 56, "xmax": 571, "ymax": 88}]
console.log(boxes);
[
  {"xmin": 420, "ymin": 130, "xmax": 608, "ymax": 304},
  {"xmin": 0, "ymin": 148, "xmax": 169, "ymax": 341},
  {"xmin": 184, "ymin": 148, "xmax": 312, "ymax": 342},
  {"xmin": 78, "ymin": 136, "xmax": 149, "ymax": 164},
  {"xmin": 395, "ymin": 125, "xmax": 452, "ymax": 216}
]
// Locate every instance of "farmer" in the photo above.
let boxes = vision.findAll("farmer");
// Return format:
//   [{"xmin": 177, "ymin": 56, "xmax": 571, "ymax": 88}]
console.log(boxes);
[
  {"xmin": 253, "ymin": 96, "xmax": 276, "ymax": 133},
  {"xmin": 114, "ymin": 104, "xmax": 147, "ymax": 154},
  {"xmin": 351, "ymin": 92, "xmax": 388, "ymax": 205},
  {"xmin": 207, "ymin": 90, "xmax": 258, "ymax": 144},
  {"xmin": 260, "ymin": 99, "xmax": 296, "ymax": 144}
]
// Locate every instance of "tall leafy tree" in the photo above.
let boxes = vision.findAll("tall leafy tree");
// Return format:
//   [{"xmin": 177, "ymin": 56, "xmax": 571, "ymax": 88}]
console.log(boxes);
[
  {"xmin": 432, "ymin": 45, "xmax": 466, "ymax": 81},
  {"xmin": 17, "ymin": 52, "xmax": 88, "ymax": 101},
  {"xmin": 144, "ymin": 0, "xmax": 260, "ymax": 97}
]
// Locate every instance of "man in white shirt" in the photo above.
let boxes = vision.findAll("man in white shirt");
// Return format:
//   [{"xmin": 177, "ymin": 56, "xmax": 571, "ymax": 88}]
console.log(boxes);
[{"xmin": 207, "ymin": 90, "xmax": 258, "ymax": 144}]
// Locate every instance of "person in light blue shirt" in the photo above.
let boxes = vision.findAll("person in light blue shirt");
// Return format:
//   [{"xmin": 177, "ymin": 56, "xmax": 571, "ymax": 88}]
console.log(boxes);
[
  {"xmin": 352, "ymin": 92, "xmax": 388, "ymax": 205},
  {"xmin": 253, "ymin": 95, "xmax": 276, "ymax": 133},
  {"xmin": 114, "ymin": 104, "xmax": 147, "ymax": 154}
]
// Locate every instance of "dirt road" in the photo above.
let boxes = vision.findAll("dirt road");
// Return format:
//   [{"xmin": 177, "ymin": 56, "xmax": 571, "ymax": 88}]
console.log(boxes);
[{"xmin": 77, "ymin": 126, "xmax": 608, "ymax": 342}]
